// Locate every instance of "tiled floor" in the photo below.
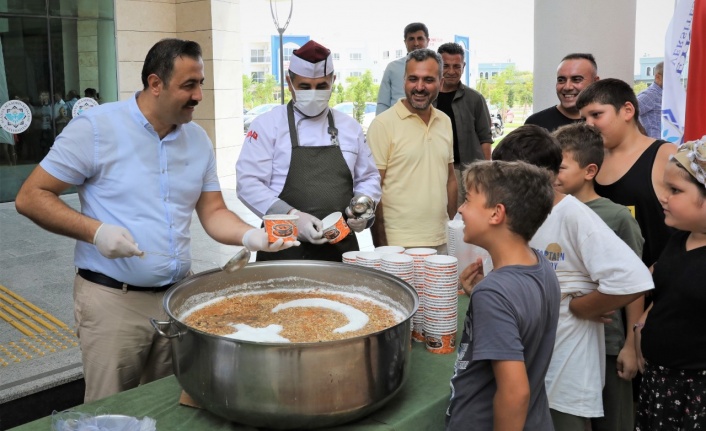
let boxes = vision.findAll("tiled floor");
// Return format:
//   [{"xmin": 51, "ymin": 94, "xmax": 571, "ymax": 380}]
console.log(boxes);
[{"xmin": 0, "ymin": 189, "xmax": 373, "ymax": 405}]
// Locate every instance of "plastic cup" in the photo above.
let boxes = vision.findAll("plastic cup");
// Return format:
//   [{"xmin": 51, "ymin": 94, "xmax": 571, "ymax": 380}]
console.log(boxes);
[
  {"xmin": 322, "ymin": 212, "xmax": 351, "ymax": 244},
  {"xmin": 375, "ymin": 245, "xmax": 406, "ymax": 255},
  {"xmin": 425, "ymin": 332, "xmax": 457, "ymax": 354},
  {"xmin": 263, "ymin": 214, "xmax": 299, "ymax": 243},
  {"xmin": 342, "ymin": 251, "xmax": 359, "ymax": 264}
]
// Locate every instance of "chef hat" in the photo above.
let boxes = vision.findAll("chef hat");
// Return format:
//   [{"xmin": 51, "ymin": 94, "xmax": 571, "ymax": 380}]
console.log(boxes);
[
  {"xmin": 288, "ymin": 40, "xmax": 334, "ymax": 78},
  {"xmin": 673, "ymin": 136, "xmax": 706, "ymax": 187}
]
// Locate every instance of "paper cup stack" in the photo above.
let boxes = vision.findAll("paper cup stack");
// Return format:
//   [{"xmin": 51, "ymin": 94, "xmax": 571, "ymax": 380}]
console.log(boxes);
[
  {"xmin": 404, "ymin": 248, "xmax": 438, "ymax": 342},
  {"xmin": 356, "ymin": 251, "xmax": 383, "ymax": 269},
  {"xmin": 342, "ymin": 251, "xmax": 359, "ymax": 265},
  {"xmin": 423, "ymin": 254, "xmax": 459, "ymax": 354},
  {"xmin": 374, "ymin": 245, "xmax": 406, "ymax": 255},
  {"xmin": 380, "ymin": 253, "xmax": 414, "ymax": 286},
  {"xmin": 447, "ymin": 219, "xmax": 494, "ymax": 293}
]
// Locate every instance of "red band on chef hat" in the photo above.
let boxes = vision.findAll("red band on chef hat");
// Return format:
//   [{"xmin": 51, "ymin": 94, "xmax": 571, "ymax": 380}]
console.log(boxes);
[{"xmin": 288, "ymin": 40, "xmax": 333, "ymax": 78}]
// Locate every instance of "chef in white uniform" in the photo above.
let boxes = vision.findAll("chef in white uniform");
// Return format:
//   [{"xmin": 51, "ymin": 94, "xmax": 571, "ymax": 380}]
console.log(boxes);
[{"xmin": 236, "ymin": 40, "xmax": 381, "ymax": 261}]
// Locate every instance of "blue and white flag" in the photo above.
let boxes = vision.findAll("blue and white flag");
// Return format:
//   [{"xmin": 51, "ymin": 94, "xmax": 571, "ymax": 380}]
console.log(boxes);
[{"xmin": 661, "ymin": 0, "xmax": 694, "ymax": 144}]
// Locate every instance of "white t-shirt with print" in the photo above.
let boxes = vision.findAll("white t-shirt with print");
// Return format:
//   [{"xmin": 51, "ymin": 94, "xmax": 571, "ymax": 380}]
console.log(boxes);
[{"xmin": 529, "ymin": 195, "xmax": 653, "ymax": 418}]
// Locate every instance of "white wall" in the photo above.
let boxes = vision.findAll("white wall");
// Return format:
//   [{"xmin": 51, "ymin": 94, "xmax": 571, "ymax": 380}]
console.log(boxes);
[{"xmin": 533, "ymin": 0, "xmax": 637, "ymax": 112}]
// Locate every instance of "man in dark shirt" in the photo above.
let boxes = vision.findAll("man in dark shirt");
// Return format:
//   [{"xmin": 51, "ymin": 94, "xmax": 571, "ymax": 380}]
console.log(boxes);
[
  {"xmin": 434, "ymin": 42, "xmax": 493, "ymax": 209},
  {"xmin": 525, "ymin": 53, "xmax": 599, "ymax": 132}
]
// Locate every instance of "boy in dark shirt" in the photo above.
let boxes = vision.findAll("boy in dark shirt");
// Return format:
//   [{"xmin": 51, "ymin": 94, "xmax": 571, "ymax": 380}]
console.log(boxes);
[{"xmin": 447, "ymin": 160, "xmax": 560, "ymax": 430}]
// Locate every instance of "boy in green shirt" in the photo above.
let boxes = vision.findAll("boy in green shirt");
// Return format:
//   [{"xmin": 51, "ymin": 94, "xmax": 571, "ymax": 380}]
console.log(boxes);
[{"xmin": 553, "ymin": 123, "xmax": 645, "ymax": 431}]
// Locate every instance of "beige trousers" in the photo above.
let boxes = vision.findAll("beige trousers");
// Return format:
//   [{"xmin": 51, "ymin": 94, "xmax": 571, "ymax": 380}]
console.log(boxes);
[{"xmin": 73, "ymin": 274, "xmax": 173, "ymax": 402}]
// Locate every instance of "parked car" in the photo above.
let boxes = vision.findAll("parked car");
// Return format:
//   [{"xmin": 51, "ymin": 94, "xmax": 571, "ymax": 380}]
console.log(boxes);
[
  {"xmin": 333, "ymin": 102, "xmax": 376, "ymax": 119},
  {"xmin": 243, "ymin": 103, "xmax": 280, "ymax": 133}
]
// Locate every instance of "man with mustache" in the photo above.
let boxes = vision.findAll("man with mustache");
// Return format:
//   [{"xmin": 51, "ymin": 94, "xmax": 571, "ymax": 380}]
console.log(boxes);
[
  {"xmin": 15, "ymin": 39, "xmax": 294, "ymax": 402},
  {"xmin": 525, "ymin": 53, "xmax": 599, "ymax": 132},
  {"xmin": 367, "ymin": 48, "xmax": 457, "ymax": 251},
  {"xmin": 435, "ymin": 42, "xmax": 493, "ymax": 209}
]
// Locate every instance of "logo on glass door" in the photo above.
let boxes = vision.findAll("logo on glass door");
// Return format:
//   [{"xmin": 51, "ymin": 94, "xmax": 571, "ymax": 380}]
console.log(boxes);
[
  {"xmin": 72, "ymin": 97, "xmax": 99, "ymax": 118},
  {"xmin": 0, "ymin": 100, "xmax": 32, "ymax": 134}
]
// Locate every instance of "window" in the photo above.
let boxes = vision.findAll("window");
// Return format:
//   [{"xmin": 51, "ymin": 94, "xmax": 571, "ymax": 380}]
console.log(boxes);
[
  {"xmin": 251, "ymin": 71, "xmax": 265, "ymax": 83},
  {"xmin": 283, "ymin": 47, "xmax": 294, "ymax": 61},
  {"xmin": 395, "ymin": 49, "xmax": 404, "ymax": 58},
  {"xmin": 333, "ymin": 53, "xmax": 340, "ymax": 60},
  {"xmin": 0, "ymin": 0, "xmax": 117, "ymax": 202},
  {"xmin": 350, "ymin": 71, "xmax": 362, "ymax": 77},
  {"xmin": 382, "ymin": 50, "xmax": 389, "ymax": 60},
  {"xmin": 350, "ymin": 52, "xmax": 362, "ymax": 61},
  {"xmin": 646, "ymin": 67, "xmax": 652, "ymax": 77},
  {"xmin": 251, "ymin": 49, "xmax": 266, "ymax": 63}
]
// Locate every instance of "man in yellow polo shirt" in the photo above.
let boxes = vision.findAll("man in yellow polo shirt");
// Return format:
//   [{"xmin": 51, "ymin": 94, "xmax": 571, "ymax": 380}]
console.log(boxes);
[{"xmin": 367, "ymin": 48, "xmax": 457, "ymax": 251}]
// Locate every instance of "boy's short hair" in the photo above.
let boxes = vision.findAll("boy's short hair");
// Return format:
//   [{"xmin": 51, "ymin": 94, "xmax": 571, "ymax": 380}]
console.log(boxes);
[
  {"xmin": 553, "ymin": 123, "xmax": 605, "ymax": 170},
  {"xmin": 575, "ymin": 78, "xmax": 640, "ymax": 119},
  {"xmin": 492, "ymin": 124, "xmax": 563, "ymax": 174},
  {"xmin": 463, "ymin": 160, "xmax": 554, "ymax": 242}
]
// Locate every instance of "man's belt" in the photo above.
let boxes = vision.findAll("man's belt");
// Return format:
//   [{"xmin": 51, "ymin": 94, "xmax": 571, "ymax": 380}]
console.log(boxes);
[{"xmin": 77, "ymin": 268, "xmax": 174, "ymax": 292}]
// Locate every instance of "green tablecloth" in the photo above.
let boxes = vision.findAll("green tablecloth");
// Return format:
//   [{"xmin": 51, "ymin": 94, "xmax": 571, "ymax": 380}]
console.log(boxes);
[{"xmin": 11, "ymin": 296, "xmax": 469, "ymax": 431}]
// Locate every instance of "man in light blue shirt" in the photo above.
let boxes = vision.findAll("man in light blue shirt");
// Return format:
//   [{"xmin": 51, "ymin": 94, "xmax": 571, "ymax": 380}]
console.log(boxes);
[
  {"xmin": 16, "ymin": 39, "xmax": 296, "ymax": 402},
  {"xmin": 375, "ymin": 22, "xmax": 430, "ymax": 115},
  {"xmin": 637, "ymin": 61, "xmax": 663, "ymax": 140}
]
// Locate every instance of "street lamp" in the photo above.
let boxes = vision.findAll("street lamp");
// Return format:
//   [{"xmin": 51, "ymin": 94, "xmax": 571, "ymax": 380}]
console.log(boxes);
[{"xmin": 270, "ymin": 0, "xmax": 293, "ymax": 104}]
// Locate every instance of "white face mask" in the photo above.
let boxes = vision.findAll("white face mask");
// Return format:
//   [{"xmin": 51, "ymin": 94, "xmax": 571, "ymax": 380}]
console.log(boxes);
[{"xmin": 293, "ymin": 89, "xmax": 332, "ymax": 117}]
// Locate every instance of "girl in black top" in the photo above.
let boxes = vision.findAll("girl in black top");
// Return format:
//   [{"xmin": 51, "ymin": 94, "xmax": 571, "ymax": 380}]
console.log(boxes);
[{"xmin": 635, "ymin": 139, "xmax": 706, "ymax": 430}]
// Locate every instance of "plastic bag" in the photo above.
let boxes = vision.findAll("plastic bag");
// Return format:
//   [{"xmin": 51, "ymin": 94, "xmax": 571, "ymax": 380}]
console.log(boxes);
[{"xmin": 51, "ymin": 409, "xmax": 156, "ymax": 431}]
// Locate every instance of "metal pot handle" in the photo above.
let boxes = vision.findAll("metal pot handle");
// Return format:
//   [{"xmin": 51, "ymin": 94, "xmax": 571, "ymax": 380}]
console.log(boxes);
[{"xmin": 150, "ymin": 318, "xmax": 182, "ymax": 339}]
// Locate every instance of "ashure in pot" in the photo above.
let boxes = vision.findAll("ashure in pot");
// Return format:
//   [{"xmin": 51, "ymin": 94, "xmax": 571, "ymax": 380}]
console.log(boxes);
[{"xmin": 152, "ymin": 260, "xmax": 418, "ymax": 430}]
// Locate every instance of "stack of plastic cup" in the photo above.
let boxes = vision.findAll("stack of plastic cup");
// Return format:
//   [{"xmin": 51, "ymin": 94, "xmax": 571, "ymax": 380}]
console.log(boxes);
[
  {"xmin": 374, "ymin": 245, "xmax": 406, "ymax": 256},
  {"xmin": 423, "ymin": 255, "xmax": 459, "ymax": 354},
  {"xmin": 342, "ymin": 251, "xmax": 359, "ymax": 265},
  {"xmin": 380, "ymin": 253, "xmax": 414, "ymax": 285},
  {"xmin": 356, "ymin": 251, "xmax": 383, "ymax": 269},
  {"xmin": 404, "ymin": 248, "xmax": 438, "ymax": 342}
]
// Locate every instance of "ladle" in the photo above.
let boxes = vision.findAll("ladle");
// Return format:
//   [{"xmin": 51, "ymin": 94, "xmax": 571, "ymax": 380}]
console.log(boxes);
[{"xmin": 141, "ymin": 247, "xmax": 250, "ymax": 273}]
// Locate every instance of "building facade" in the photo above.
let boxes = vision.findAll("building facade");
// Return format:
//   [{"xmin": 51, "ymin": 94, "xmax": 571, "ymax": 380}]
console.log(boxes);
[{"xmin": 0, "ymin": 0, "xmax": 244, "ymax": 202}]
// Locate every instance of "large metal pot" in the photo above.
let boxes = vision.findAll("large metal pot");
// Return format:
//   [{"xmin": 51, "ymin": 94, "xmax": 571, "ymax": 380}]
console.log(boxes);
[{"xmin": 152, "ymin": 260, "xmax": 418, "ymax": 429}]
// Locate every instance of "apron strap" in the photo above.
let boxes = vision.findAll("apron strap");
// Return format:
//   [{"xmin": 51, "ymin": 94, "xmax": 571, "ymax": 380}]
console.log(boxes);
[{"xmin": 287, "ymin": 101, "xmax": 339, "ymax": 148}]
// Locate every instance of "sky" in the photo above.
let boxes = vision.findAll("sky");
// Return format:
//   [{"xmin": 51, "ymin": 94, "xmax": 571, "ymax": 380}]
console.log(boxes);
[{"xmin": 248, "ymin": 0, "xmax": 676, "ymax": 74}]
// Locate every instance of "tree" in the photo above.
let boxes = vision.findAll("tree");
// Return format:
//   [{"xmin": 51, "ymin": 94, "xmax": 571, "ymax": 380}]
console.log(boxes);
[
  {"xmin": 242, "ymin": 75, "xmax": 255, "ymax": 110},
  {"xmin": 633, "ymin": 82, "xmax": 648, "ymax": 95},
  {"xmin": 332, "ymin": 83, "xmax": 345, "ymax": 105},
  {"xmin": 344, "ymin": 71, "xmax": 379, "ymax": 123},
  {"xmin": 242, "ymin": 74, "xmax": 291, "ymax": 108},
  {"xmin": 476, "ymin": 67, "xmax": 533, "ymax": 118}
]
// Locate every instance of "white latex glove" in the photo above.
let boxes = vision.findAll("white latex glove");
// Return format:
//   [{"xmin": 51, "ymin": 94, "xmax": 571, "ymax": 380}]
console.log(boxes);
[
  {"xmin": 242, "ymin": 228, "xmax": 300, "ymax": 252},
  {"xmin": 346, "ymin": 217, "xmax": 367, "ymax": 233},
  {"xmin": 291, "ymin": 210, "xmax": 328, "ymax": 244},
  {"xmin": 93, "ymin": 223, "xmax": 142, "ymax": 259}
]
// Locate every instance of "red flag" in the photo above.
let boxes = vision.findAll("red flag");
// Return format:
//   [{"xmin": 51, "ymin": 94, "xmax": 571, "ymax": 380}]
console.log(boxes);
[{"xmin": 684, "ymin": 0, "xmax": 706, "ymax": 141}]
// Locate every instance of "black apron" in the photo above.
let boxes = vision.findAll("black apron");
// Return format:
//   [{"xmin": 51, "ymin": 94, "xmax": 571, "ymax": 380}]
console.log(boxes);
[{"xmin": 257, "ymin": 102, "xmax": 358, "ymax": 262}]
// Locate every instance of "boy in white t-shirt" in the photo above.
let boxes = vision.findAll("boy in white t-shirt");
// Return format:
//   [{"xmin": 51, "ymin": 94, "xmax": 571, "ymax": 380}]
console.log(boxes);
[{"xmin": 491, "ymin": 124, "xmax": 654, "ymax": 431}]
